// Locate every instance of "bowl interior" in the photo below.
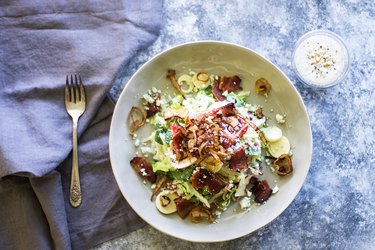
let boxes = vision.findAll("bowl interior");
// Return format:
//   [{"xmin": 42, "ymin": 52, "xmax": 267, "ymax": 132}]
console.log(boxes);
[{"xmin": 110, "ymin": 41, "xmax": 312, "ymax": 242}]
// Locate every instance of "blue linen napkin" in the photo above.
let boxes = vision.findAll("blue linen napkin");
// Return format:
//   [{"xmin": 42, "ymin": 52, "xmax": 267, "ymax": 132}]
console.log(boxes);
[{"xmin": 0, "ymin": 0, "xmax": 162, "ymax": 249}]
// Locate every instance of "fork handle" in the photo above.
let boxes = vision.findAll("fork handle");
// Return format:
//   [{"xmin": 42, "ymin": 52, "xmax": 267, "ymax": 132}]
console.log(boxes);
[{"xmin": 70, "ymin": 119, "xmax": 82, "ymax": 207}]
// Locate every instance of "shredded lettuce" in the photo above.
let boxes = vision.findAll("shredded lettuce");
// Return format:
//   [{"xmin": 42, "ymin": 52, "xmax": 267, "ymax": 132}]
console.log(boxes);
[
  {"xmin": 168, "ymin": 95, "xmax": 184, "ymax": 109},
  {"xmin": 224, "ymin": 91, "xmax": 250, "ymax": 107},
  {"xmin": 218, "ymin": 166, "xmax": 241, "ymax": 182},
  {"xmin": 152, "ymin": 159, "xmax": 173, "ymax": 172},
  {"xmin": 176, "ymin": 181, "xmax": 210, "ymax": 208},
  {"xmin": 182, "ymin": 90, "xmax": 216, "ymax": 114},
  {"xmin": 167, "ymin": 166, "xmax": 195, "ymax": 181},
  {"xmin": 154, "ymin": 128, "xmax": 172, "ymax": 145}
]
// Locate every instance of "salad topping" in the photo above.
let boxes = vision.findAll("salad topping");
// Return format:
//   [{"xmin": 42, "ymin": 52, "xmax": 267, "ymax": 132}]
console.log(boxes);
[{"xmin": 128, "ymin": 69, "xmax": 293, "ymax": 223}]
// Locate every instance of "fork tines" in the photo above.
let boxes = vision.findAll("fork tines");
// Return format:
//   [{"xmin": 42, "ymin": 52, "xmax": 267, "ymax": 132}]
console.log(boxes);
[{"xmin": 65, "ymin": 74, "xmax": 85, "ymax": 103}]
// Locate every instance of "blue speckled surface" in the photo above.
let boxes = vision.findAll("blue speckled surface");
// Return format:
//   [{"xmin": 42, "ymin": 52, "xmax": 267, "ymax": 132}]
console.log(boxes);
[{"xmin": 96, "ymin": 1, "xmax": 375, "ymax": 249}]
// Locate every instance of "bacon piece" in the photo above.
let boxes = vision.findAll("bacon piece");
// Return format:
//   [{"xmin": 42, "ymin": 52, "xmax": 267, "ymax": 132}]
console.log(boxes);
[
  {"xmin": 144, "ymin": 92, "xmax": 161, "ymax": 118},
  {"xmin": 172, "ymin": 131, "xmax": 184, "ymax": 161},
  {"xmin": 212, "ymin": 78, "xmax": 225, "ymax": 101},
  {"xmin": 130, "ymin": 157, "xmax": 156, "ymax": 183},
  {"xmin": 229, "ymin": 147, "xmax": 248, "ymax": 172},
  {"xmin": 218, "ymin": 75, "xmax": 242, "ymax": 92},
  {"xmin": 170, "ymin": 123, "xmax": 186, "ymax": 161},
  {"xmin": 211, "ymin": 75, "xmax": 242, "ymax": 101},
  {"xmin": 250, "ymin": 177, "xmax": 272, "ymax": 203},
  {"xmin": 216, "ymin": 102, "xmax": 236, "ymax": 117},
  {"xmin": 145, "ymin": 103, "xmax": 160, "ymax": 118},
  {"xmin": 191, "ymin": 169, "xmax": 224, "ymax": 194},
  {"xmin": 175, "ymin": 198, "xmax": 196, "ymax": 219}
]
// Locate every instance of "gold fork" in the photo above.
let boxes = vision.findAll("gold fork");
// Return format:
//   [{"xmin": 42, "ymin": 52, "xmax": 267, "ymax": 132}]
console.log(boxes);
[{"xmin": 65, "ymin": 75, "xmax": 86, "ymax": 207}]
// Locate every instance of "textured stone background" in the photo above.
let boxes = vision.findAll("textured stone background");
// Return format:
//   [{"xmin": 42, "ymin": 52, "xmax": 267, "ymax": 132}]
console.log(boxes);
[{"xmin": 97, "ymin": 1, "xmax": 375, "ymax": 249}]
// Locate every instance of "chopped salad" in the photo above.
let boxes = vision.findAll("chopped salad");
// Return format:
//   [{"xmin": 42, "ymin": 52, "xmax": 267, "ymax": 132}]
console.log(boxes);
[{"xmin": 128, "ymin": 70, "xmax": 293, "ymax": 223}]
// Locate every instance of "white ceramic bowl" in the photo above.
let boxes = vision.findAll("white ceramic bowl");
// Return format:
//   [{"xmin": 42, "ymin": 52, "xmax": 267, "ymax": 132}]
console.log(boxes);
[{"xmin": 109, "ymin": 41, "xmax": 312, "ymax": 242}]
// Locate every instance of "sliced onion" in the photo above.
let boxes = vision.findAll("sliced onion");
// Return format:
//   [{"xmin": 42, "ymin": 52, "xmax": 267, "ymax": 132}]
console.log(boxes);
[
  {"xmin": 128, "ymin": 106, "xmax": 146, "ymax": 135},
  {"xmin": 192, "ymin": 72, "xmax": 211, "ymax": 89},
  {"xmin": 178, "ymin": 74, "xmax": 195, "ymax": 93},
  {"xmin": 197, "ymin": 72, "xmax": 209, "ymax": 82}
]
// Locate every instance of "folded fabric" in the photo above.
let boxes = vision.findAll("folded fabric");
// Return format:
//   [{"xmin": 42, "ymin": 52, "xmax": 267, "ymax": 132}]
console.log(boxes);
[{"xmin": 0, "ymin": 0, "xmax": 162, "ymax": 249}]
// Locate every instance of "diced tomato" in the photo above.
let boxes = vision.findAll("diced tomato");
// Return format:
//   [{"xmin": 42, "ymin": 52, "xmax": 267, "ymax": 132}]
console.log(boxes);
[
  {"xmin": 235, "ymin": 124, "xmax": 248, "ymax": 139},
  {"xmin": 170, "ymin": 123, "xmax": 180, "ymax": 135}
]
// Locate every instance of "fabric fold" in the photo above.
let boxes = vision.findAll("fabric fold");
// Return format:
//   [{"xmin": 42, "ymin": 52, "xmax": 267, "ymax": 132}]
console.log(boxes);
[{"xmin": 0, "ymin": 0, "xmax": 163, "ymax": 249}]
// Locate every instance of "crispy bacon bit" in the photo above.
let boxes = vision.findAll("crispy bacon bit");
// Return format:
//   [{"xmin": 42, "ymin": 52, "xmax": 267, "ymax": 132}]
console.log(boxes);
[
  {"xmin": 273, "ymin": 154, "xmax": 293, "ymax": 176},
  {"xmin": 167, "ymin": 69, "xmax": 186, "ymax": 99},
  {"xmin": 146, "ymin": 103, "xmax": 160, "ymax": 118},
  {"xmin": 128, "ymin": 106, "xmax": 146, "ymax": 135},
  {"xmin": 218, "ymin": 75, "xmax": 242, "ymax": 92},
  {"xmin": 172, "ymin": 102, "xmax": 251, "ymax": 164},
  {"xmin": 191, "ymin": 169, "xmax": 224, "ymax": 194},
  {"xmin": 229, "ymin": 147, "xmax": 248, "ymax": 172},
  {"xmin": 212, "ymin": 78, "xmax": 225, "ymax": 101},
  {"xmin": 216, "ymin": 102, "xmax": 236, "ymax": 116},
  {"xmin": 189, "ymin": 206, "xmax": 215, "ymax": 223},
  {"xmin": 250, "ymin": 177, "xmax": 272, "ymax": 203},
  {"xmin": 175, "ymin": 198, "xmax": 196, "ymax": 219},
  {"xmin": 172, "ymin": 130, "xmax": 185, "ymax": 161},
  {"xmin": 130, "ymin": 157, "xmax": 156, "ymax": 183},
  {"xmin": 255, "ymin": 77, "xmax": 271, "ymax": 95},
  {"xmin": 151, "ymin": 176, "xmax": 167, "ymax": 201}
]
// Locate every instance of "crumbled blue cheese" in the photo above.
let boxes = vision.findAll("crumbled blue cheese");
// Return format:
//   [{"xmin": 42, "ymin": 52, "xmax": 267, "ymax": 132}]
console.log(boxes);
[
  {"xmin": 134, "ymin": 139, "xmax": 140, "ymax": 147},
  {"xmin": 143, "ymin": 93, "xmax": 155, "ymax": 103},
  {"xmin": 140, "ymin": 168, "xmax": 147, "ymax": 176},
  {"xmin": 272, "ymin": 184, "xmax": 279, "ymax": 194},
  {"xmin": 240, "ymin": 197, "xmax": 251, "ymax": 210},
  {"xmin": 276, "ymin": 114, "xmax": 286, "ymax": 124}
]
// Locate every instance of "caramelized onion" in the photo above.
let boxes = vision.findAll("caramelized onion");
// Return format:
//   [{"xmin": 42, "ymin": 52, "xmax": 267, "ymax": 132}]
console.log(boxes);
[
  {"xmin": 151, "ymin": 176, "xmax": 167, "ymax": 201},
  {"xmin": 196, "ymin": 72, "xmax": 209, "ymax": 82},
  {"xmin": 255, "ymin": 77, "xmax": 271, "ymax": 95},
  {"xmin": 128, "ymin": 106, "xmax": 146, "ymax": 135},
  {"xmin": 167, "ymin": 69, "xmax": 186, "ymax": 99},
  {"xmin": 273, "ymin": 154, "xmax": 293, "ymax": 176},
  {"xmin": 189, "ymin": 206, "xmax": 215, "ymax": 223}
]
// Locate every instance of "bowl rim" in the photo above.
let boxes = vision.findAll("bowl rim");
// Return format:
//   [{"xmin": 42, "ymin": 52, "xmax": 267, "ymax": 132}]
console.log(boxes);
[
  {"xmin": 109, "ymin": 40, "xmax": 313, "ymax": 242},
  {"xmin": 292, "ymin": 29, "xmax": 350, "ymax": 89}
]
